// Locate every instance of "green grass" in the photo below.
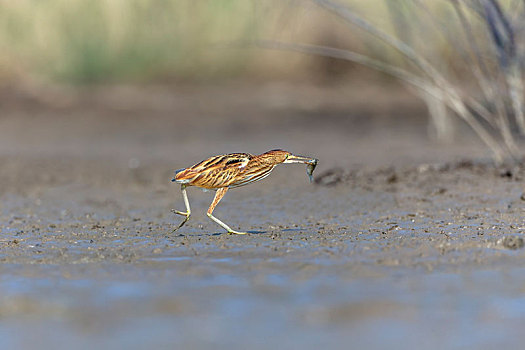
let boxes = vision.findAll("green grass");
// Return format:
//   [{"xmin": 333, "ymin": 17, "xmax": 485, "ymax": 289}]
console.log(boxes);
[
  {"xmin": 0, "ymin": 0, "xmax": 257, "ymax": 83},
  {"xmin": 0, "ymin": 0, "xmax": 460, "ymax": 84}
]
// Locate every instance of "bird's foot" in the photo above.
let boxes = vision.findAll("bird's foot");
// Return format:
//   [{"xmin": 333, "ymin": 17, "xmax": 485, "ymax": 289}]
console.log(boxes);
[
  {"xmin": 171, "ymin": 209, "xmax": 190, "ymax": 216},
  {"xmin": 227, "ymin": 229, "xmax": 248, "ymax": 235},
  {"xmin": 172, "ymin": 216, "xmax": 190, "ymax": 232},
  {"xmin": 171, "ymin": 209, "xmax": 191, "ymax": 232}
]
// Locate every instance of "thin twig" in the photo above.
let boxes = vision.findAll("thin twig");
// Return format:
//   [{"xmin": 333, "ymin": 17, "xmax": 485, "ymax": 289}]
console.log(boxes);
[
  {"xmin": 312, "ymin": 0, "xmax": 445, "ymax": 85},
  {"xmin": 256, "ymin": 39, "xmax": 507, "ymax": 162}
]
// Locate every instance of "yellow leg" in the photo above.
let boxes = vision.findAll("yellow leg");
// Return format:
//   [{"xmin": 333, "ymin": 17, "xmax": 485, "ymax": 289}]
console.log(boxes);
[
  {"xmin": 172, "ymin": 185, "xmax": 191, "ymax": 232},
  {"xmin": 207, "ymin": 187, "xmax": 247, "ymax": 235}
]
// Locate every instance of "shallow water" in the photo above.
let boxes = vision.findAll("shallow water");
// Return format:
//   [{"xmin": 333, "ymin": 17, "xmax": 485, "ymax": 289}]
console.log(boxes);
[{"xmin": 1, "ymin": 264, "xmax": 525, "ymax": 350}]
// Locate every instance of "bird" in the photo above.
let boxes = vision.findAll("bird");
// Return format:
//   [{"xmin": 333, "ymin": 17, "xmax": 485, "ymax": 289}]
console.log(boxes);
[{"xmin": 171, "ymin": 149, "xmax": 318, "ymax": 235}]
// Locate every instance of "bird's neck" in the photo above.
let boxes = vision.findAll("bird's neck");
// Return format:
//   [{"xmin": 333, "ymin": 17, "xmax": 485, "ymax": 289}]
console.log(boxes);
[{"xmin": 255, "ymin": 155, "xmax": 280, "ymax": 166}]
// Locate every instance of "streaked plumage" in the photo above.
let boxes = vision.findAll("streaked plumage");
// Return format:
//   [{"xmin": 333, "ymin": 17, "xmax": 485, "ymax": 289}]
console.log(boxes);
[{"xmin": 171, "ymin": 149, "xmax": 318, "ymax": 234}]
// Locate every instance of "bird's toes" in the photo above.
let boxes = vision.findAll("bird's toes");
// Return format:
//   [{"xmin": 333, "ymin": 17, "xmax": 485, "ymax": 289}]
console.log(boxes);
[
  {"xmin": 228, "ymin": 231, "xmax": 248, "ymax": 235},
  {"xmin": 171, "ymin": 209, "xmax": 189, "ymax": 216}
]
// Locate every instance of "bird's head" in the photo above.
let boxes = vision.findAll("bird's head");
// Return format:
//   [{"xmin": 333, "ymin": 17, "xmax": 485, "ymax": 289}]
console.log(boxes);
[{"xmin": 262, "ymin": 149, "xmax": 317, "ymax": 165}]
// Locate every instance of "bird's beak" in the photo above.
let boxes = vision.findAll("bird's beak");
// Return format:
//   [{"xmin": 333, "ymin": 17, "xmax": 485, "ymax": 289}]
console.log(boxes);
[{"xmin": 284, "ymin": 154, "xmax": 317, "ymax": 164}]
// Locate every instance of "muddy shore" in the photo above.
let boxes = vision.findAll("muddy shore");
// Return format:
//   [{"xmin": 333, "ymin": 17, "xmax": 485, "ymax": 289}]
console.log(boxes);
[{"xmin": 0, "ymin": 83, "xmax": 524, "ymax": 349}]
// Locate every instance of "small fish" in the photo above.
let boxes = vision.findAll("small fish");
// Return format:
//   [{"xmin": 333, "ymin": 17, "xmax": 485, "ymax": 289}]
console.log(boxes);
[{"xmin": 306, "ymin": 159, "xmax": 318, "ymax": 183}]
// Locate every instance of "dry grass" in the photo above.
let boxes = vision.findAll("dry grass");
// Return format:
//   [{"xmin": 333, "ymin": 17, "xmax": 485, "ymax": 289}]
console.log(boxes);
[{"xmin": 260, "ymin": 0, "xmax": 525, "ymax": 162}]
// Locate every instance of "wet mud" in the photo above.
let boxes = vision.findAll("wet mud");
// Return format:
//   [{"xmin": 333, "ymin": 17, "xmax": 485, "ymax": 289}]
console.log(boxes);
[{"xmin": 0, "ymin": 84, "xmax": 524, "ymax": 349}]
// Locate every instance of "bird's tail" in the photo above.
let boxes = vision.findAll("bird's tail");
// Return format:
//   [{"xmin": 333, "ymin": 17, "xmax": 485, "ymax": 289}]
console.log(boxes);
[
  {"xmin": 172, "ymin": 168, "xmax": 195, "ymax": 184},
  {"xmin": 171, "ymin": 168, "xmax": 186, "ymax": 182}
]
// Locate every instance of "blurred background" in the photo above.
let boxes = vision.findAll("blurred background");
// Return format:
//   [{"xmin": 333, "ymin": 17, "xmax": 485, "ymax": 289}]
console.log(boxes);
[
  {"xmin": 1, "ymin": 0, "xmax": 524, "ymax": 164},
  {"xmin": 2, "ymin": 0, "xmax": 428, "ymax": 83}
]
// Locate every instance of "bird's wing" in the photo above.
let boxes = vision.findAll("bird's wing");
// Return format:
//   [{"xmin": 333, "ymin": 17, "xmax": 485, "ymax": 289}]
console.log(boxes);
[
  {"xmin": 177, "ymin": 153, "xmax": 252, "ymax": 188},
  {"xmin": 227, "ymin": 163, "xmax": 275, "ymax": 188},
  {"xmin": 190, "ymin": 153, "xmax": 250, "ymax": 172}
]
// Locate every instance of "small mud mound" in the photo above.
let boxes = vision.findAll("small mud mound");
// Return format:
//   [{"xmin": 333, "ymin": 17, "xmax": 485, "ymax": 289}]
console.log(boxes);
[
  {"xmin": 498, "ymin": 236, "xmax": 525, "ymax": 250},
  {"xmin": 314, "ymin": 160, "xmax": 525, "ymax": 190},
  {"xmin": 314, "ymin": 168, "xmax": 346, "ymax": 186}
]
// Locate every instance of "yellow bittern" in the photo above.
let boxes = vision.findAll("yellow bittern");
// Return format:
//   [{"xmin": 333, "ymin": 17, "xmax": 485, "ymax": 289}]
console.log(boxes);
[{"xmin": 172, "ymin": 149, "xmax": 318, "ymax": 234}]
